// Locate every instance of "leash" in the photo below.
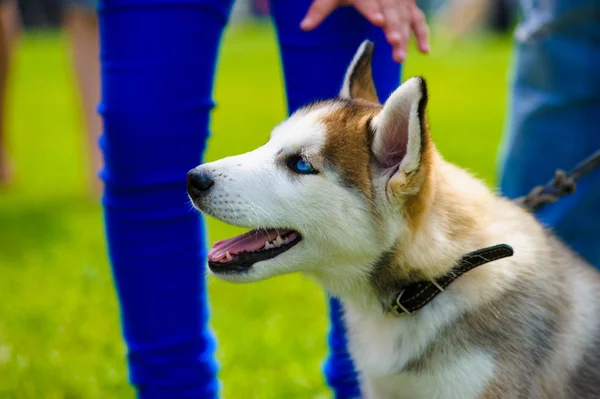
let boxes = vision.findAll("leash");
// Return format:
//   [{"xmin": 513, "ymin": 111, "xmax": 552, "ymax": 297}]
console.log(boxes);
[{"xmin": 517, "ymin": 150, "xmax": 600, "ymax": 212}]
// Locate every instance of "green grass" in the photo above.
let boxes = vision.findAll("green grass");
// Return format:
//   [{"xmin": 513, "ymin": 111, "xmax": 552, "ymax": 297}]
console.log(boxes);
[{"xmin": 0, "ymin": 24, "xmax": 512, "ymax": 398}]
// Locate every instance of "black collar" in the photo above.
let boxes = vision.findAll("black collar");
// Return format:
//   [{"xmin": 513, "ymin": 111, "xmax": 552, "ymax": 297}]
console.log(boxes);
[{"xmin": 390, "ymin": 244, "xmax": 514, "ymax": 316}]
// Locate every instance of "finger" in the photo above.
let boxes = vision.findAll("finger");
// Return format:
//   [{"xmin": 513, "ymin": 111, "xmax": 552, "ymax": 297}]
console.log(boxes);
[
  {"xmin": 352, "ymin": 0, "xmax": 385, "ymax": 26},
  {"xmin": 379, "ymin": 0, "xmax": 411, "ymax": 62},
  {"xmin": 394, "ymin": 13, "xmax": 411, "ymax": 62},
  {"xmin": 411, "ymin": 8, "xmax": 430, "ymax": 53},
  {"xmin": 301, "ymin": 0, "xmax": 340, "ymax": 31}
]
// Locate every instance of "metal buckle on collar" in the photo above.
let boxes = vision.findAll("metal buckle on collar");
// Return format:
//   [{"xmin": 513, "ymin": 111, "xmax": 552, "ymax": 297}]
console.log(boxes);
[{"xmin": 392, "ymin": 289, "xmax": 413, "ymax": 316}]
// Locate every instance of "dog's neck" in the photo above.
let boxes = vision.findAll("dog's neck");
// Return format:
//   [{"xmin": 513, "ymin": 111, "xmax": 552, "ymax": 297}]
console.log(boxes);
[{"xmin": 318, "ymin": 160, "xmax": 491, "ymax": 315}]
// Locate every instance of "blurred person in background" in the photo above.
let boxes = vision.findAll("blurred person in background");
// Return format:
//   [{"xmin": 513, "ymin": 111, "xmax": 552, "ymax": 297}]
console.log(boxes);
[
  {"xmin": 63, "ymin": 0, "xmax": 102, "ymax": 196},
  {"xmin": 98, "ymin": 0, "xmax": 428, "ymax": 397},
  {"xmin": 445, "ymin": 0, "xmax": 599, "ymax": 267},
  {"xmin": 499, "ymin": 0, "xmax": 600, "ymax": 266},
  {"xmin": 0, "ymin": 0, "xmax": 101, "ymax": 195},
  {"xmin": 251, "ymin": 0, "xmax": 270, "ymax": 18},
  {"xmin": 439, "ymin": 0, "xmax": 517, "ymax": 37},
  {"xmin": 0, "ymin": 0, "xmax": 18, "ymax": 185}
]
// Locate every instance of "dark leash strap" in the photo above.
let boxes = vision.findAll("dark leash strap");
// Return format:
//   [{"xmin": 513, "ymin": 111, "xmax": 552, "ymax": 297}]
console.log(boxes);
[
  {"xmin": 517, "ymin": 150, "xmax": 600, "ymax": 212},
  {"xmin": 391, "ymin": 244, "xmax": 514, "ymax": 316}
]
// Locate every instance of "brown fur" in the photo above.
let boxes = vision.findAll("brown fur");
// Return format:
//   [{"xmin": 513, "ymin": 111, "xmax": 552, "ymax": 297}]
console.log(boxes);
[
  {"xmin": 320, "ymin": 100, "xmax": 381, "ymax": 199},
  {"xmin": 399, "ymin": 132, "xmax": 436, "ymax": 233}
]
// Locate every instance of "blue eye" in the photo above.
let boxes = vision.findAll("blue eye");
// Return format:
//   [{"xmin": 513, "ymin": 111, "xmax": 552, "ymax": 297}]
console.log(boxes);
[{"xmin": 288, "ymin": 155, "xmax": 317, "ymax": 174}]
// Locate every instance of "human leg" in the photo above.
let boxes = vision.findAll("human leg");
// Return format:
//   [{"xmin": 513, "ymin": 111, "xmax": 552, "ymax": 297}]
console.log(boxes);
[
  {"xmin": 499, "ymin": 0, "xmax": 600, "ymax": 266},
  {"xmin": 64, "ymin": 1, "xmax": 103, "ymax": 196},
  {"xmin": 98, "ymin": 0, "xmax": 233, "ymax": 397},
  {"xmin": 0, "ymin": 0, "xmax": 18, "ymax": 186}
]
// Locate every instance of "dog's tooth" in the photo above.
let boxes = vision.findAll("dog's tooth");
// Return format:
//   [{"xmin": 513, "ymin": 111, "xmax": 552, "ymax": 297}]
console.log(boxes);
[
  {"xmin": 264, "ymin": 241, "xmax": 272, "ymax": 250},
  {"xmin": 225, "ymin": 251, "xmax": 233, "ymax": 261},
  {"xmin": 274, "ymin": 235, "xmax": 284, "ymax": 247}
]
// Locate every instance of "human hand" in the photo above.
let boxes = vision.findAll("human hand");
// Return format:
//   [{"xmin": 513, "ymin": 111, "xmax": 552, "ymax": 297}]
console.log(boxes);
[{"xmin": 300, "ymin": 0, "xmax": 429, "ymax": 63}]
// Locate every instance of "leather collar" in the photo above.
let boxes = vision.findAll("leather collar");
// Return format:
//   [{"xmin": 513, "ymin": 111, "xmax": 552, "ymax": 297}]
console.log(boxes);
[{"xmin": 390, "ymin": 244, "xmax": 514, "ymax": 316}]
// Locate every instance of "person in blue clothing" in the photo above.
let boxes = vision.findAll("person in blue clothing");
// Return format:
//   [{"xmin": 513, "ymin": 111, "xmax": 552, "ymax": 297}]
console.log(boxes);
[
  {"xmin": 499, "ymin": 0, "xmax": 600, "ymax": 268},
  {"xmin": 98, "ymin": 0, "xmax": 428, "ymax": 397}
]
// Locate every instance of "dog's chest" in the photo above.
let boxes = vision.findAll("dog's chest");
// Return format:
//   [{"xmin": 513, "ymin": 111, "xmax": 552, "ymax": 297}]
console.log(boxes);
[
  {"xmin": 342, "ymin": 302, "xmax": 496, "ymax": 399},
  {"xmin": 345, "ymin": 311, "xmax": 410, "ymax": 376},
  {"xmin": 343, "ymin": 301, "xmax": 442, "ymax": 380}
]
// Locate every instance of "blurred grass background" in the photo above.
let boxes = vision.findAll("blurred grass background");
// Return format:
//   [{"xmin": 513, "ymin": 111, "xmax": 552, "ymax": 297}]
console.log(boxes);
[{"xmin": 0, "ymin": 22, "xmax": 512, "ymax": 398}]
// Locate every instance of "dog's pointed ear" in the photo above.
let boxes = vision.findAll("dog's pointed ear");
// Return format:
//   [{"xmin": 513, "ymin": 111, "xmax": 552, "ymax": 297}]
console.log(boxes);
[
  {"xmin": 370, "ymin": 77, "xmax": 431, "ymax": 193},
  {"xmin": 339, "ymin": 40, "xmax": 379, "ymax": 103}
]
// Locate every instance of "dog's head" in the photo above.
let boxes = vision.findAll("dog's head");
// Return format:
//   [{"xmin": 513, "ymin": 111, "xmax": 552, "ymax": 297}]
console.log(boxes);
[{"xmin": 188, "ymin": 41, "xmax": 435, "ymax": 290}]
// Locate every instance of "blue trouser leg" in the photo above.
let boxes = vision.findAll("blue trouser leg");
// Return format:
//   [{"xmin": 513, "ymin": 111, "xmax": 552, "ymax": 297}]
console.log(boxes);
[
  {"xmin": 99, "ymin": 1, "xmax": 233, "ymax": 397},
  {"xmin": 499, "ymin": 0, "xmax": 600, "ymax": 267},
  {"xmin": 271, "ymin": 2, "xmax": 401, "ymax": 397},
  {"xmin": 271, "ymin": 1, "xmax": 401, "ymax": 112}
]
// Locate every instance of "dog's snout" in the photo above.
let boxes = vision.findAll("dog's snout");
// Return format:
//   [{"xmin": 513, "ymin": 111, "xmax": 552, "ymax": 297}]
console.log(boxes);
[{"xmin": 187, "ymin": 169, "xmax": 214, "ymax": 197}]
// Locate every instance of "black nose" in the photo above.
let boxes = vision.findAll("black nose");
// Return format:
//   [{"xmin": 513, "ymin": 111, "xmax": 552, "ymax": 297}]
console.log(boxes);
[{"xmin": 187, "ymin": 169, "xmax": 214, "ymax": 197}]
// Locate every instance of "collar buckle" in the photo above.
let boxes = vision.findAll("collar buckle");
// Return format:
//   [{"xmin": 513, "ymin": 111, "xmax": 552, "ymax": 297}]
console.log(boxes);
[{"xmin": 392, "ymin": 289, "xmax": 413, "ymax": 316}]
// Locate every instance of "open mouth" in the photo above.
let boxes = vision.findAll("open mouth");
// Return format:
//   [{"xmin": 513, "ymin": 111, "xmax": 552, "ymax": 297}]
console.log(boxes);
[{"xmin": 208, "ymin": 228, "xmax": 302, "ymax": 273}]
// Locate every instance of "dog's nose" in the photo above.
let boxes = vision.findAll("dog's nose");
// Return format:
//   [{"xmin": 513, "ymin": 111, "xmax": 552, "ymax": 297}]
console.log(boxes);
[{"xmin": 187, "ymin": 169, "xmax": 214, "ymax": 197}]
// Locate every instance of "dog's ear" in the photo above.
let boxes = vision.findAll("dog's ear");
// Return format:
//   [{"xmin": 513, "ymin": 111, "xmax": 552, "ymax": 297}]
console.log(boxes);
[
  {"xmin": 339, "ymin": 40, "xmax": 379, "ymax": 103},
  {"xmin": 370, "ymin": 77, "xmax": 431, "ymax": 194}
]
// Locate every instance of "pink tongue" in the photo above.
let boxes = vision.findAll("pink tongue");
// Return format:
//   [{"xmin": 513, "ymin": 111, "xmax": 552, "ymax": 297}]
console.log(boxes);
[{"xmin": 208, "ymin": 228, "xmax": 284, "ymax": 262}]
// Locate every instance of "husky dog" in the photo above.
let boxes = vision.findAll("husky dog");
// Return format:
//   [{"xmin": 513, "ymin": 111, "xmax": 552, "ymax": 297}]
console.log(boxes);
[{"xmin": 187, "ymin": 41, "xmax": 600, "ymax": 398}]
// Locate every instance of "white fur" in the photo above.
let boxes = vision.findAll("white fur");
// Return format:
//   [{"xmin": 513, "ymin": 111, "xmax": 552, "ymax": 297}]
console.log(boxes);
[
  {"xmin": 372, "ymin": 77, "xmax": 423, "ymax": 174},
  {"xmin": 344, "ymin": 289, "xmax": 471, "ymax": 376},
  {"xmin": 362, "ymin": 350, "xmax": 495, "ymax": 399},
  {"xmin": 559, "ymin": 265, "xmax": 600, "ymax": 371},
  {"xmin": 191, "ymin": 104, "xmax": 384, "ymax": 284}
]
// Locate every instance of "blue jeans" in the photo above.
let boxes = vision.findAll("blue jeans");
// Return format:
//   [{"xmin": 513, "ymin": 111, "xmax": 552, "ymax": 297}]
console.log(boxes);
[
  {"xmin": 500, "ymin": 0, "xmax": 600, "ymax": 267},
  {"xmin": 98, "ymin": 1, "xmax": 399, "ymax": 397}
]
